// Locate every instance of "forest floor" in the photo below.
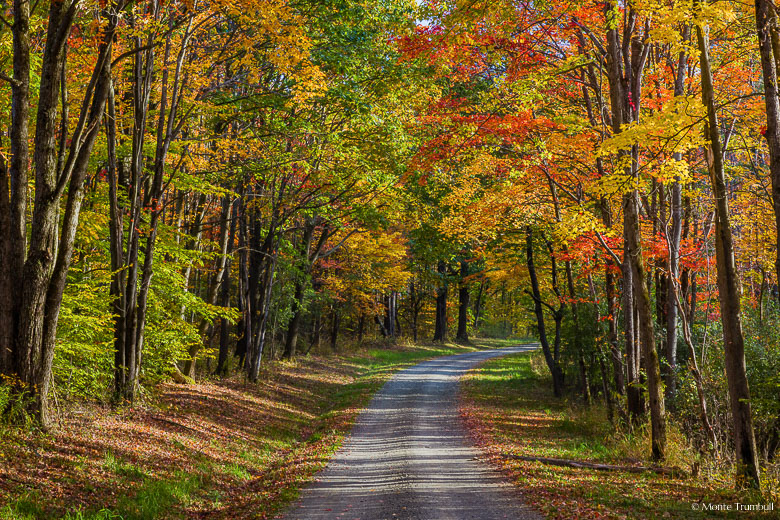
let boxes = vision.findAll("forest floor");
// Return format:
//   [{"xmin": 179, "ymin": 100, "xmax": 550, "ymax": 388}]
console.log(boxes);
[
  {"xmin": 0, "ymin": 339, "xmax": 498, "ymax": 520},
  {"xmin": 459, "ymin": 350, "xmax": 780, "ymax": 519}
]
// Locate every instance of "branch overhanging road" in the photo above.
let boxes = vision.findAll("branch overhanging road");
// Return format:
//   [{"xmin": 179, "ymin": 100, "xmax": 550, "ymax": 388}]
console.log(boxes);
[{"xmin": 279, "ymin": 345, "xmax": 542, "ymax": 520}]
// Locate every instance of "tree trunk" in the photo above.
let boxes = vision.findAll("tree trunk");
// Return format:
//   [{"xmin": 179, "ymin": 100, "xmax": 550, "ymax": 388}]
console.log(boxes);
[
  {"xmin": 626, "ymin": 189, "xmax": 667, "ymax": 461},
  {"xmin": 0, "ymin": 3, "xmax": 120, "ymax": 426},
  {"xmin": 384, "ymin": 292, "xmax": 397, "ymax": 338},
  {"xmin": 216, "ymin": 202, "xmax": 237, "ymax": 376},
  {"xmin": 697, "ymin": 6, "xmax": 760, "ymax": 488},
  {"xmin": 473, "ymin": 278, "xmax": 486, "ymax": 330},
  {"xmin": 184, "ymin": 196, "xmax": 232, "ymax": 377},
  {"xmin": 357, "ymin": 314, "xmax": 365, "ymax": 343},
  {"xmin": 456, "ymin": 259, "xmax": 470, "ymax": 342},
  {"xmin": 433, "ymin": 260, "xmax": 448, "ymax": 341},
  {"xmin": 755, "ymin": 0, "xmax": 780, "ymax": 303},
  {"xmin": 664, "ymin": 25, "xmax": 689, "ymax": 402},
  {"xmin": 526, "ymin": 227, "xmax": 563, "ymax": 397},
  {"xmin": 310, "ymin": 307, "xmax": 322, "ymax": 353},
  {"xmin": 604, "ymin": 7, "xmax": 665, "ymax": 458},
  {"xmin": 623, "ymin": 232, "xmax": 642, "ymax": 422},
  {"xmin": 330, "ymin": 310, "xmax": 340, "ymax": 352},
  {"xmin": 284, "ymin": 281, "xmax": 305, "ymax": 359}
]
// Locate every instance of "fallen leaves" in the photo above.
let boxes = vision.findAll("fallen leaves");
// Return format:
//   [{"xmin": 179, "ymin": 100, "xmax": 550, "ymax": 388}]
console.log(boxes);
[{"xmin": 458, "ymin": 352, "xmax": 775, "ymax": 519}]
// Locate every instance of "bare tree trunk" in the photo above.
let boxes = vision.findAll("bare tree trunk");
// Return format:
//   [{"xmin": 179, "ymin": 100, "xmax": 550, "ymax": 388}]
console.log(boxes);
[
  {"xmin": 433, "ymin": 260, "xmax": 448, "ymax": 341},
  {"xmin": 310, "ymin": 307, "xmax": 322, "ymax": 352},
  {"xmin": 410, "ymin": 280, "xmax": 421, "ymax": 342},
  {"xmin": 526, "ymin": 227, "xmax": 563, "ymax": 397},
  {"xmin": 456, "ymin": 259, "xmax": 470, "ymax": 342},
  {"xmin": 216, "ymin": 199, "xmax": 237, "ymax": 375},
  {"xmin": 604, "ymin": 7, "xmax": 665, "ymax": 458},
  {"xmin": 626, "ymin": 189, "xmax": 667, "ymax": 461},
  {"xmin": 473, "ymin": 278, "xmax": 486, "ymax": 330},
  {"xmin": 756, "ymin": 0, "xmax": 780, "ymax": 303},
  {"xmin": 697, "ymin": 6, "xmax": 760, "ymax": 488},
  {"xmin": 112, "ymin": 14, "xmax": 195, "ymax": 400},
  {"xmin": 0, "ymin": 2, "xmax": 120, "ymax": 425},
  {"xmin": 284, "ymin": 281, "xmax": 306, "ymax": 359},
  {"xmin": 184, "ymin": 196, "xmax": 233, "ymax": 377},
  {"xmin": 664, "ymin": 25, "xmax": 689, "ymax": 402},
  {"xmin": 330, "ymin": 309, "xmax": 340, "ymax": 352},
  {"xmin": 357, "ymin": 314, "xmax": 365, "ymax": 343},
  {"xmin": 0, "ymin": 0, "xmax": 31, "ymax": 378}
]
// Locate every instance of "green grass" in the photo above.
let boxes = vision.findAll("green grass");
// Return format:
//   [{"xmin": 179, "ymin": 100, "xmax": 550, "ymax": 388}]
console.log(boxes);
[
  {"xmin": 117, "ymin": 471, "xmax": 200, "ymax": 520},
  {"xmin": 220, "ymin": 462, "xmax": 252, "ymax": 481},
  {"xmin": 461, "ymin": 350, "xmax": 777, "ymax": 519},
  {"xmin": 103, "ymin": 451, "xmax": 146, "ymax": 480},
  {"xmin": 4, "ymin": 338, "xmax": 528, "ymax": 520},
  {"xmin": 0, "ymin": 492, "xmax": 45, "ymax": 520},
  {"xmin": 62, "ymin": 510, "xmax": 123, "ymax": 520}
]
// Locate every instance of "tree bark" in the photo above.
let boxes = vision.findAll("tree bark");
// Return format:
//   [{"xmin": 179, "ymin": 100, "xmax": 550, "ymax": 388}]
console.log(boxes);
[
  {"xmin": 604, "ymin": 7, "xmax": 665, "ymax": 458},
  {"xmin": 433, "ymin": 260, "xmax": 448, "ymax": 341},
  {"xmin": 697, "ymin": 6, "xmax": 760, "ymax": 488},
  {"xmin": 755, "ymin": 0, "xmax": 780, "ymax": 303},
  {"xmin": 526, "ymin": 227, "xmax": 563, "ymax": 397},
  {"xmin": 330, "ymin": 309, "xmax": 340, "ymax": 351},
  {"xmin": 184, "ymin": 196, "xmax": 233, "ymax": 377},
  {"xmin": 664, "ymin": 24, "xmax": 689, "ymax": 402},
  {"xmin": 1, "ymin": 1, "xmax": 120, "ymax": 425},
  {"xmin": 456, "ymin": 259, "xmax": 470, "ymax": 342},
  {"xmin": 473, "ymin": 278, "xmax": 486, "ymax": 330}
]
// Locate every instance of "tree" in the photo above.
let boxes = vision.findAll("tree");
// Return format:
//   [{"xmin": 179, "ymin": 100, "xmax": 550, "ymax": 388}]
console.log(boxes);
[
  {"xmin": 696, "ymin": 0, "xmax": 761, "ymax": 489},
  {"xmin": 0, "ymin": 0, "xmax": 124, "ymax": 426}
]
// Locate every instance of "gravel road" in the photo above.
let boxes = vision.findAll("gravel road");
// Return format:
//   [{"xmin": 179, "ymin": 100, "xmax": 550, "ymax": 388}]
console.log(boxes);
[{"xmin": 279, "ymin": 345, "xmax": 542, "ymax": 520}]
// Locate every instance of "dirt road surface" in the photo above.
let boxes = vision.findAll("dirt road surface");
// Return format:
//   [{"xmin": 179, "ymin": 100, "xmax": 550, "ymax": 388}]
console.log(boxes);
[{"xmin": 279, "ymin": 345, "xmax": 542, "ymax": 520}]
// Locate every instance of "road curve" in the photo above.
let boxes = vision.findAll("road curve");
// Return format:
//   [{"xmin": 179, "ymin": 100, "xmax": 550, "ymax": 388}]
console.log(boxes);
[{"xmin": 278, "ymin": 345, "xmax": 542, "ymax": 520}]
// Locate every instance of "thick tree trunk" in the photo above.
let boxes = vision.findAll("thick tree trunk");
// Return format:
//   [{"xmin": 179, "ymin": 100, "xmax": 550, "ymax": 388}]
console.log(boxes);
[
  {"xmin": 755, "ymin": 0, "xmax": 780, "ymax": 303},
  {"xmin": 0, "ymin": 3, "xmax": 119, "ymax": 425},
  {"xmin": 0, "ymin": 0, "xmax": 31, "ymax": 377},
  {"xmin": 697, "ymin": 8, "xmax": 760, "ymax": 488}
]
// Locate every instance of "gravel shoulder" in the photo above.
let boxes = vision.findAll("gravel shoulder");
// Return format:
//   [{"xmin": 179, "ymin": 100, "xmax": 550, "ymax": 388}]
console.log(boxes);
[{"xmin": 279, "ymin": 345, "xmax": 542, "ymax": 520}]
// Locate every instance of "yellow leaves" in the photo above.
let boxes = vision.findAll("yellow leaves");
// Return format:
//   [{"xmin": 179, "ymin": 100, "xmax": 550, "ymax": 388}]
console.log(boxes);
[
  {"xmin": 591, "ymin": 172, "xmax": 635, "ymax": 198},
  {"xmin": 212, "ymin": 0, "xmax": 325, "ymax": 103},
  {"xmin": 655, "ymin": 158, "xmax": 693, "ymax": 185},
  {"xmin": 330, "ymin": 229, "xmax": 412, "ymax": 299},
  {"xmin": 596, "ymin": 96, "xmax": 705, "ymax": 189},
  {"xmin": 599, "ymin": 96, "xmax": 706, "ymax": 159},
  {"xmin": 554, "ymin": 210, "xmax": 603, "ymax": 245}
]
